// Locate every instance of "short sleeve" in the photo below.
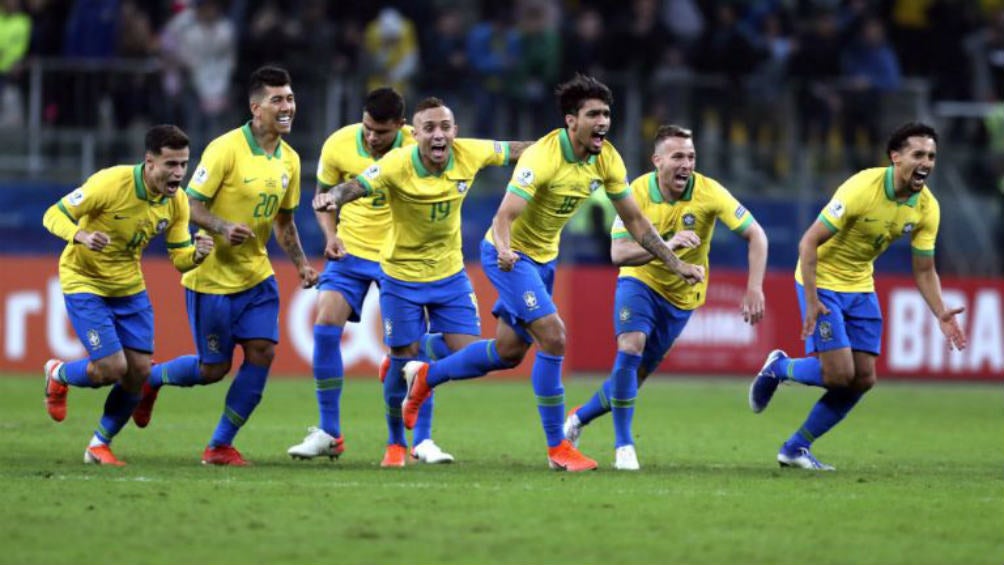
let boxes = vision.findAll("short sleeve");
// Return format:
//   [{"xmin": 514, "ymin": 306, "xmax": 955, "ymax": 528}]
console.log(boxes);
[
  {"xmin": 911, "ymin": 195, "xmax": 940, "ymax": 256},
  {"xmin": 316, "ymin": 137, "xmax": 342, "ymax": 188},
  {"xmin": 280, "ymin": 156, "xmax": 301, "ymax": 212},
  {"xmin": 186, "ymin": 140, "xmax": 230, "ymax": 202},
  {"xmin": 712, "ymin": 182, "xmax": 754, "ymax": 234},
  {"xmin": 58, "ymin": 171, "xmax": 111, "ymax": 221},
  {"xmin": 818, "ymin": 181, "xmax": 859, "ymax": 233},
  {"xmin": 601, "ymin": 146, "xmax": 630, "ymax": 201},
  {"xmin": 165, "ymin": 194, "xmax": 193, "ymax": 247},
  {"xmin": 506, "ymin": 142, "xmax": 551, "ymax": 202}
]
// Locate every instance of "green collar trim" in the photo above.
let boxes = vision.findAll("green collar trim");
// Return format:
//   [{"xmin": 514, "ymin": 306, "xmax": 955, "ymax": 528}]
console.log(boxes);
[
  {"xmin": 648, "ymin": 171, "xmax": 693, "ymax": 204},
  {"xmin": 132, "ymin": 163, "xmax": 168, "ymax": 204},
  {"xmin": 242, "ymin": 122, "xmax": 282, "ymax": 159},
  {"xmin": 884, "ymin": 166, "xmax": 920, "ymax": 207},
  {"xmin": 356, "ymin": 126, "xmax": 404, "ymax": 158},
  {"xmin": 412, "ymin": 145, "xmax": 454, "ymax": 178},
  {"xmin": 559, "ymin": 128, "xmax": 597, "ymax": 165}
]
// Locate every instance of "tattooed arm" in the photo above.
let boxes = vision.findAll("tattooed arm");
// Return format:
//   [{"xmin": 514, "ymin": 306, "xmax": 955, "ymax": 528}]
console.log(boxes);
[
  {"xmin": 274, "ymin": 211, "xmax": 318, "ymax": 288},
  {"xmin": 610, "ymin": 194, "xmax": 704, "ymax": 285},
  {"xmin": 312, "ymin": 178, "xmax": 368, "ymax": 216}
]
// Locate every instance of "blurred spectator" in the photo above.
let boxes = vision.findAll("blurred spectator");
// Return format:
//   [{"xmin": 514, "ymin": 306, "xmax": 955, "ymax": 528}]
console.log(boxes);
[
  {"xmin": 788, "ymin": 8, "xmax": 843, "ymax": 151},
  {"xmin": 0, "ymin": 0, "xmax": 30, "ymax": 128},
  {"xmin": 746, "ymin": 11, "xmax": 795, "ymax": 181},
  {"xmin": 362, "ymin": 7, "xmax": 419, "ymax": 100},
  {"xmin": 885, "ymin": 0, "xmax": 936, "ymax": 77},
  {"xmin": 561, "ymin": 7, "xmax": 606, "ymax": 78},
  {"xmin": 466, "ymin": 6, "xmax": 518, "ymax": 136},
  {"xmin": 161, "ymin": 0, "xmax": 236, "ymax": 151},
  {"xmin": 606, "ymin": 0, "xmax": 672, "ymax": 81},
  {"xmin": 110, "ymin": 0, "xmax": 157, "ymax": 130},
  {"xmin": 661, "ymin": 0, "xmax": 704, "ymax": 50},
  {"xmin": 510, "ymin": 0, "xmax": 560, "ymax": 134},
  {"xmin": 418, "ymin": 9, "xmax": 469, "ymax": 103},
  {"xmin": 966, "ymin": 8, "xmax": 1004, "ymax": 101},
  {"xmin": 60, "ymin": 0, "xmax": 119, "ymax": 127},
  {"xmin": 840, "ymin": 16, "xmax": 902, "ymax": 170}
]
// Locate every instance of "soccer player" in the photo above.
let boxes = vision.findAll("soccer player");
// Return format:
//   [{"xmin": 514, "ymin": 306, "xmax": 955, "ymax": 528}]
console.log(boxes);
[
  {"xmin": 134, "ymin": 66, "xmax": 318, "ymax": 466},
  {"xmin": 397, "ymin": 75, "xmax": 706, "ymax": 472},
  {"xmin": 563, "ymin": 125, "xmax": 769, "ymax": 470},
  {"xmin": 41, "ymin": 124, "xmax": 213, "ymax": 466},
  {"xmin": 286, "ymin": 87, "xmax": 454, "ymax": 464},
  {"xmin": 313, "ymin": 96, "xmax": 531, "ymax": 467},
  {"xmin": 748, "ymin": 122, "xmax": 967, "ymax": 470}
]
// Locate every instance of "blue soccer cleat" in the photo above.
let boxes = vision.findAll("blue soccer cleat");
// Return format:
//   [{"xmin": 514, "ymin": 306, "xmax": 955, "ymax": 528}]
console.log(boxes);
[
  {"xmin": 777, "ymin": 444, "xmax": 835, "ymax": 471},
  {"xmin": 749, "ymin": 349, "xmax": 787, "ymax": 414}
]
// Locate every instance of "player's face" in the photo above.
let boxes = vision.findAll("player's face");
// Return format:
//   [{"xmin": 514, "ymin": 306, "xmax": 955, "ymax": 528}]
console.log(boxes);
[
  {"xmin": 652, "ymin": 136, "xmax": 696, "ymax": 192},
  {"xmin": 145, "ymin": 146, "xmax": 190, "ymax": 197},
  {"xmin": 252, "ymin": 85, "xmax": 296, "ymax": 135},
  {"xmin": 413, "ymin": 105, "xmax": 457, "ymax": 166},
  {"xmin": 566, "ymin": 98, "xmax": 610, "ymax": 156},
  {"xmin": 891, "ymin": 136, "xmax": 936, "ymax": 192},
  {"xmin": 361, "ymin": 112, "xmax": 404, "ymax": 157}
]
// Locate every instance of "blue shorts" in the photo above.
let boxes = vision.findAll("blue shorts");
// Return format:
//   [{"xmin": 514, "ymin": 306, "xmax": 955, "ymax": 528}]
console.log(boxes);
[
  {"xmin": 796, "ymin": 282, "xmax": 882, "ymax": 355},
  {"xmin": 64, "ymin": 291, "xmax": 154, "ymax": 360},
  {"xmin": 379, "ymin": 270, "xmax": 481, "ymax": 347},
  {"xmin": 185, "ymin": 276, "xmax": 281, "ymax": 364},
  {"xmin": 481, "ymin": 239, "xmax": 557, "ymax": 345},
  {"xmin": 614, "ymin": 277, "xmax": 694, "ymax": 375},
  {"xmin": 317, "ymin": 254, "xmax": 382, "ymax": 323}
]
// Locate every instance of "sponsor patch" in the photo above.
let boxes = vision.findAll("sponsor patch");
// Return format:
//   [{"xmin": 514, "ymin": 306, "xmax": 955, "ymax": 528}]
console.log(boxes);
[
  {"xmin": 193, "ymin": 166, "xmax": 209, "ymax": 185},
  {"xmin": 363, "ymin": 164, "xmax": 381, "ymax": 180},
  {"xmin": 67, "ymin": 188, "xmax": 85, "ymax": 206},
  {"xmin": 494, "ymin": 141, "xmax": 503, "ymax": 154},
  {"xmin": 515, "ymin": 168, "xmax": 534, "ymax": 187},
  {"xmin": 734, "ymin": 205, "xmax": 746, "ymax": 219},
  {"xmin": 826, "ymin": 199, "xmax": 845, "ymax": 219},
  {"xmin": 281, "ymin": 173, "xmax": 290, "ymax": 190}
]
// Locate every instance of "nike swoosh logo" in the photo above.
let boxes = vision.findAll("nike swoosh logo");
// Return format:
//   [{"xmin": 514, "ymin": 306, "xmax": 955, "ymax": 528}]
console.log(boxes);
[
  {"xmin": 113, "ymin": 214, "xmax": 129, "ymax": 220},
  {"xmin": 863, "ymin": 218, "xmax": 878, "ymax": 222},
  {"xmin": 243, "ymin": 177, "xmax": 257, "ymax": 184}
]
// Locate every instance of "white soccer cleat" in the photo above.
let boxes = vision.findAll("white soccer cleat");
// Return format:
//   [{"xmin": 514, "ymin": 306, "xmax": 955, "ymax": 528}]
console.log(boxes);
[
  {"xmin": 411, "ymin": 439, "xmax": 454, "ymax": 464},
  {"xmin": 563, "ymin": 411, "xmax": 584, "ymax": 447},
  {"xmin": 614, "ymin": 445, "xmax": 640, "ymax": 471},
  {"xmin": 777, "ymin": 445, "xmax": 835, "ymax": 471},
  {"xmin": 287, "ymin": 427, "xmax": 344, "ymax": 460}
]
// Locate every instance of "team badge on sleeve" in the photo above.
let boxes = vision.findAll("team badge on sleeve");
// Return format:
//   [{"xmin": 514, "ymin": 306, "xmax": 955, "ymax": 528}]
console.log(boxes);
[
  {"xmin": 826, "ymin": 199, "xmax": 845, "ymax": 218},
  {"xmin": 193, "ymin": 166, "xmax": 209, "ymax": 185},
  {"xmin": 67, "ymin": 188, "xmax": 85, "ymax": 206},
  {"xmin": 363, "ymin": 164, "xmax": 381, "ymax": 180},
  {"xmin": 516, "ymin": 168, "xmax": 534, "ymax": 187},
  {"xmin": 494, "ymin": 141, "xmax": 503, "ymax": 154},
  {"xmin": 734, "ymin": 205, "xmax": 747, "ymax": 219},
  {"xmin": 281, "ymin": 173, "xmax": 290, "ymax": 190}
]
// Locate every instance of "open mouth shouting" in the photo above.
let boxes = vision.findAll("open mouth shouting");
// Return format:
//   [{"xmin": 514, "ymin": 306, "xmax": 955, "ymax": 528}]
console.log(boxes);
[
  {"xmin": 588, "ymin": 129, "xmax": 606, "ymax": 154},
  {"xmin": 429, "ymin": 140, "xmax": 448, "ymax": 161},
  {"xmin": 910, "ymin": 168, "xmax": 929, "ymax": 189}
]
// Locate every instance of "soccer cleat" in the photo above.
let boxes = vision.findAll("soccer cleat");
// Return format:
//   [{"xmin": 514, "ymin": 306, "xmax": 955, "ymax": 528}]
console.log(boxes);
[
  {"xmin": 287, "ymin": 427, "xmax": 345, "ymax": 460},
  {"xmin": 401, "ymin": 361, "xmax": 431, "ymax": 430},
  {"xmin": 378, "ymin": 355, "xmax": 390, "ymax": 383},
  {"xmin": 202, "ymin": 445, "xmax": 250, "ymax": 466},
  {"xmin": 547, "ymin": 440, "xmax": 598, "ymax": 472},
  {"xmin": 749, "ymin": 349, "xmax": 788, "ymax": 414},
  {"xmin": 777, "ymin": 444, "xmax": 835, "ymax": 471},
  {"xmin": 563, "ymin": 406, "xmax": 584, "ymax": 447},
  {"xmin": 131, "ymin": 382, "xmax": 160, "ymax": 428},
  {"xmin": 411, "ymin": 439, "xmax": 454, "ymax": 464},
  {"xmin": 43, "ymin": 359, "xmax": 68, "ymax": 422},
  {"xmin": 84, "ymin": 444, "xmax": 126, "ymax": 466},
  {"xmin": 614, "ymin": 445, "xmax": 640, "ymax": 471},
  {"xmin": 380, "ymin": 444, "xmax": 407, "ymax": 468}
]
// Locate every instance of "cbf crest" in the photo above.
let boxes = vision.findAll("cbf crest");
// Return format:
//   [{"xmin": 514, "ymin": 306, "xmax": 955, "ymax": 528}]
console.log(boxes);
[
  {"xmin": 456, "ymin": 180, "xmax": 469, "ymax": 193},
  {"xmin": 818, "ymin": 321, "xmax": 833, "ymax": 342},
  {"xmin": 207, "ymin": 334, "xmax": 221, "ymax": 353},
  {"xmin": 87, "ymin": 329, "xmax": 101, "ymax": 350},
  {"xmin": 155, "ymin": 219, "xmax": 169, "ymax": 234},
  {"xmin": 384, "ymin": 319, "xmax": 394, "ymax": 338},
  {"xmin": 589, "ymin": 179, "xmax": 602, "ymax": 193},
  {"xmin": 902, "ymin": 222, "xmax": 914, "ymax": 234},
  {"xmin": 682, "ymin": 213, "xmax": 696, "ymax": 228},
  {"xmin": 619, "ymin": 307, "xmax": 631, "ymax": 322},
  {"xmin": 523, "ymin": 291, "xmax": 539, "ymax": 311}
]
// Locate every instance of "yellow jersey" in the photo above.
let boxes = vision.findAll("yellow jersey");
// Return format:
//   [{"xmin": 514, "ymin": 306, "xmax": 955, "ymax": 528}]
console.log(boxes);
[
  {"xmin": 486, "ymin": 128, "xmax": 630, "ymax": 263},
  {"xmin": 316, "ymin": 124, "xmax": 414, "ymax": 261},
  {"xmin": 183, "ymin": 123, "xmax": 301, "ymax": 294},
  {"xmin": 797, "ymin": 166, "xmax": 940, "ymax": 292},
  {"xmin": 356, "ymin": 139, "xmax": 510, "ymax": 282},
  {"xmin": 42, "ymin": 164, "xmax": 198, "ymax": 297},
  {"xmin": 612, "ymin": 171, "xmax": 754, "ymax": 310}
]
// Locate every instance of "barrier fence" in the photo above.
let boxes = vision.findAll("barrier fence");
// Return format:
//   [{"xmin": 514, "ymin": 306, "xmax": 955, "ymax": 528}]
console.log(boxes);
[{"xmin": 1, "ymin": 256, "xmax": 1000, "ymax": 381}]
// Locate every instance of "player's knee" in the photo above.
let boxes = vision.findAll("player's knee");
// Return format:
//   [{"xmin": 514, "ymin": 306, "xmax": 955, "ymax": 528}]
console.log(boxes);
[
  {"xmin": 535, "ymin": 321, "xmax": 566, "ymax": 356},
  {"xmin": 852, "ymin": 371, "xmax": 877, "ymax": 393},
  {"xmin": 200, "ymin": 362, "xmax": 230, "ymax": 384},
  {"xmin": 92, "ymin": 357, "xmax": 128, "ymax": 385},
  {"xmin": 123, "ymin": 363, "xmax": 151, "ymax": 391},
  {"xmin": 243, "ymin": 344, "xmax": 275, "ymax": 367},
  {"xmin": 822, "ymin": 366, "xmax": 856, "ymax": 388},
  {"xmin": 495, "ymin": 338, "xmax": 529, "ymax": 367}
]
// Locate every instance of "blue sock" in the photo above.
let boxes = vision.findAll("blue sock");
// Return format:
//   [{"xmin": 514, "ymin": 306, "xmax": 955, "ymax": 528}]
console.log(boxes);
[
  {"xmin": 577, "ymin": 380, "xmax": 613, "ymax": 425},
  {"xmin": 93, "ymin": 384, "xmax": 141, "ymax": 444},
  {"xmin": 383, "ymin": 356, "xmax": 410, "ymax": 446},
  {"xmin": 418, "ymin": 333, "xmax": 451, "ymax": 362},
  {"xmin": 775, "ymin": 356, "xmax": 825, "ymax": 387},
  {"xmin": 150, "ymin": 355, "xmax": 201, "ymax": 388},
  {"xmin": 532, "ymin": 352, "xmax": 565, "ymax": 448},
  {"xmin": 426, "ymin": 340, "xmax": 511, "ymax": 387},
  {"xmin": 413, "ymin": 391, "xmax": 435, "ymax": 445},
  {"xmin": 61, "ymin": 359, "xmax": 98, "ymax": 388},
  {"xmin": 209, "ymin": 362, "xmax": 269, "ymax": 447},
  {"xmin": 786, "ymin": 388, "xmax": 864, "ymax": 450},
  {"xmin": 611, "ymin": 352, "xmax": 642, "ymax": 448},
  {"xmin": 313, "ymin": 325, "xmax": 344, "ymax": 438}
]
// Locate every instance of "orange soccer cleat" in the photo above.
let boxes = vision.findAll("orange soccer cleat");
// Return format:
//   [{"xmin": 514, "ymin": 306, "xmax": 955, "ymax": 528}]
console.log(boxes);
[
  {"xmin": 378, "ymin": 356, "xmax": 390, "ymax": 383},
  {"xmin": 84, "ymin": 444, "xmax": 126, "ymax": 466},
  {"xmin": 547, "ymin": 440, "xmax": 598, "ymax": 472},
  {"xmin": 202, "ymin": 445, "xmax": 250, "ymax": 466},
  {"xmin": 131, "ymin": 382, "xmax": 160, "ymax": 429},
  {"xmin": 401, "ymin": 361, "xmax": 431, "ymax": 430},
  {"xmin": 44, "ymin": 359, "xmax": 68, "ymax": 423},
  {"xmin": 380, "ymin": 443, "xmax": 407, "ymax": 468}
]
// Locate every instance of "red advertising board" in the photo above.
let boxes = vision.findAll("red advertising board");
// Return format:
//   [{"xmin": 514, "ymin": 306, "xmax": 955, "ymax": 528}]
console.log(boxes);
[{"xmin": 0, "ymin": 255, "xmax": 1000, "ymax": 380}]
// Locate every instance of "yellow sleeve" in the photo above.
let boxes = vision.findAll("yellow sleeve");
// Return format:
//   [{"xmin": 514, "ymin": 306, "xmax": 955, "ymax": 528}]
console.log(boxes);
[
  {"xmin": 911, "ymin": 194, "xmax": 939, "ymax": 256},
  {"xmin": 611, "ymin": 175, "xmax": 647, "ymax": 239},
  {"xmin": 713, "ymin": 182, "xmax": 755, "ymax": 234},
  {"xmin": 43, "ymin": 177, "xmax": 109, "ymax": 241},
  {"xmin": 42, "ymin": 203, "xmax": 79, "ymax": 242},
  {"xmin": 467, "ymin": 138, "xmax": 510, "ymax": 167},
  {"xmin": 165, "ymin": 195, "xmax": 198, "ymax": 272},
  {"xmin": 818, "ymin": 181, "xmax": 859, "ymax": 233},
  {"xmin": 279, "ymin": 156, "xmax": 301, "ymax": 213},
  {"xmin": 316, "ymin": 136, "xmax": 342, "ymax": 188},
  {"xmin": 186, "ymin": 140, "xmax": 231, "ymax": 202},
  {"xmin": 601, "ymin": 146, "xmax": 630, "ymax": 201},
  {"xmin": 356, "ymin": 151, "xmax": 403, "ymax": 196},
  {"xmin": 506, "ymin": 143, "xmax": 553, "ymax": 201}
]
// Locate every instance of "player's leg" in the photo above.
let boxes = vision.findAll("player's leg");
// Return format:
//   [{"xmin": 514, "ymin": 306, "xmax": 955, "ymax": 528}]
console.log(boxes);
[{"xmin": 203, "ymin": 277, "xmax": 279, "ymax": 466}]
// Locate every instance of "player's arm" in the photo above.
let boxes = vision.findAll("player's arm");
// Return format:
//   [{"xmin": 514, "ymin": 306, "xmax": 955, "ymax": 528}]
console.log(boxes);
[
  {"xmin": 738, "ymin": 221, "xmax": 769, "ymax": 324},
  {"xmin": 274, "ymin": 211, "xmax": 318, "ymax": 288},
  {"xmin": 505, "ymin": 141, "xmax": 534, "ymax": 162},
  {"xmin": 797, "ymin": 220, "xmax": 837, "ymax": 338},
  {"xmin": 490, "ymin": 191, "xmax": 530, "ymax": 271},
  {"xmin": 42, "ymin": 187, "xmax": 110, "ymax": 251},
  {"xmin": 313, "ymin": 181, "xmax": 346, "ymax": 260},
  {"xmin": 165, "ymin": 201, "xmax": 213, "ymax": 272},
  {"xmin": 312, "ymin": 178, "xmax": 367, "ymax": 215},
  {"xmin": 611, "ymin": 229, "xmax": 701, "ymax": 266},
  {"xmin": 188, "ymin": 196, "xmax": 255, "ymax": 246},
  {"xmin": 611, "ymin": 194, "xmax": 704, "ymax": 284},
  {"xmin": 912, "ymin": 255, "xmax": 967, "ymax": 351}
]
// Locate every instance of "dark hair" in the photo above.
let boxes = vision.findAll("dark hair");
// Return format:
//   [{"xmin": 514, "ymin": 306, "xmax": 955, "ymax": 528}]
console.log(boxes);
[
  {"xmin": 364, "ymin": 87, "xmax": 405, "ymax": 122},
  {"xmin": 555, "ymin": 73, "xmax": 613, "ymax": 117},
  {"xmin": 414, "ymin": 96, "xmax": 446, "ymax": 114},
  {"xmin": 145, "ymin": 124, "xmax": 189, "ymax": 154},
  {"xmin": 248, "ymin": 65, "xmax": 292, "ymax": 100},
  {"xmin": 654, "ymin": 124, "xmax": 693, "ymax": 151},
  {"xmin": 886, "ymin": 122, "xmax": 938, "ymax": 158}
]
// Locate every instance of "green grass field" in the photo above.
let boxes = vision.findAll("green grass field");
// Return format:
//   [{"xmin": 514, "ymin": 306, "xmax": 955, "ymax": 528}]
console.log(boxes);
[{"xmin": 0, "ymin": 373, "xmax": 1001, "ymax": 565}]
